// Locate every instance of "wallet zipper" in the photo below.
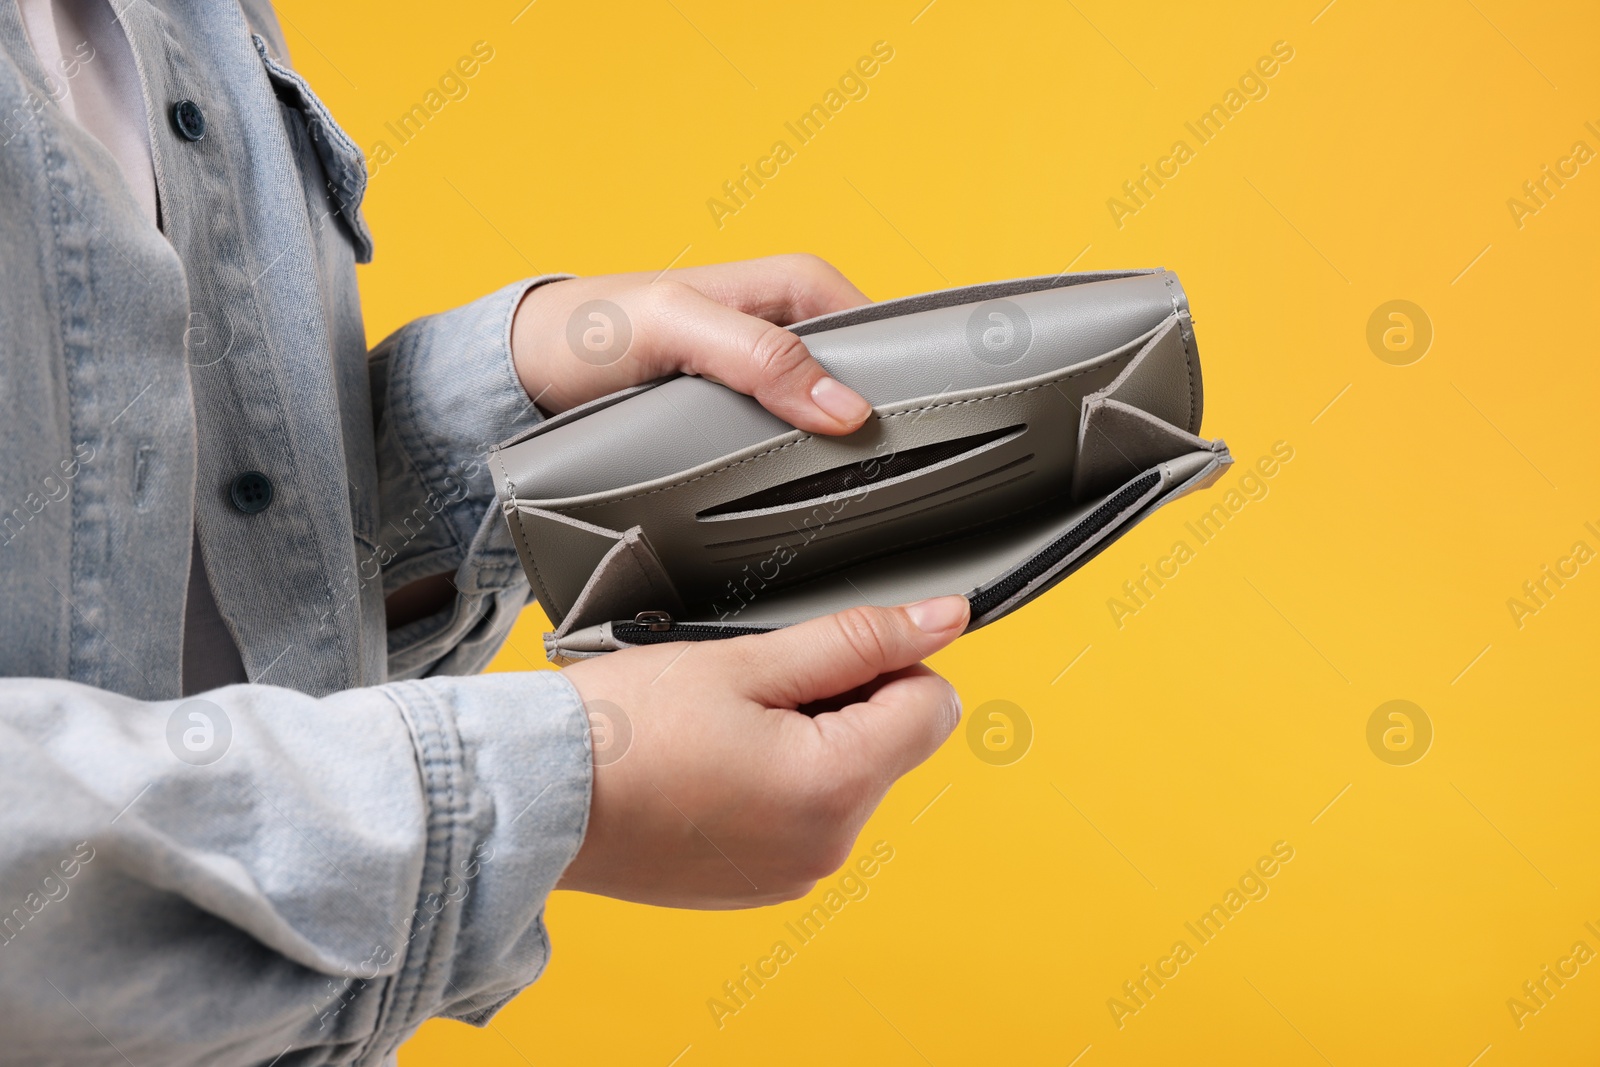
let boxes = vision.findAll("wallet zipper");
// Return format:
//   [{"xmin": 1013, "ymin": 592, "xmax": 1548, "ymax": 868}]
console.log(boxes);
[
  {"xmin": 966, "ymin": 469, "xmax": 1161, "ymax": 618},
  {"xmin": 609, "ymin": 616, "xmax": 777, "ymax": 644}
]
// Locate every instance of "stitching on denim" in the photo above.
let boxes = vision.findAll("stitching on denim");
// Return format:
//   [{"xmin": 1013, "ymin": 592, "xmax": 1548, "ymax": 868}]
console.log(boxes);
[
  {"xmin": 363, "ymin": 682, "xmax": 436, "ymax": 1058},
  {"xmin": 382, "ymin": 682, "xmax": 464, "ymax": 1058},
  {"xmin": 529, "ymin": 678, "xmax": 592, "ymax": 988},
  {"xmin": 394, "ymin": 682, "xmax": 444, "ymax": 1037},
  {"xmin": 186, "ymin": 25, "xmax": 363, "ymax": 686},
  {"xmin": 40, "ymin": 121, "xmax": 84, "ymax": 677},
  {"xmin": 262, "ymin": 52, "xmax": 364, "ymax": 174},
  {"xmin": 395, "ymin": 288, "xmax": 524, "ymax": 559}
]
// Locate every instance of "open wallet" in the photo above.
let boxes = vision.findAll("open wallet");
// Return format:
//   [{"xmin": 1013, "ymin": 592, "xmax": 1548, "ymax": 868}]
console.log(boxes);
[{"xmin": 489, "ymin": 269, "xmax": 1232, "ymax": 663}]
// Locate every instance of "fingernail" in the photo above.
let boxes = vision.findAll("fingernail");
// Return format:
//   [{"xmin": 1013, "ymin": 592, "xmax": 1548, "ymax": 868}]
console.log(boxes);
[
  {"xmin": 810, "ymin": 376, "xmax": 871, "ymax": 425},
  {"xmin": 905, "ymin": 595, "xmax": 969, "ymax": 634}
]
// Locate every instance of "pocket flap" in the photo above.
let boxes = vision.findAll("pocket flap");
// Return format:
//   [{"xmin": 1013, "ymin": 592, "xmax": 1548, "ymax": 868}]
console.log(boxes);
[{"xmin": 253, "ymin": 35, "xmax": 374, "ymax": 263}]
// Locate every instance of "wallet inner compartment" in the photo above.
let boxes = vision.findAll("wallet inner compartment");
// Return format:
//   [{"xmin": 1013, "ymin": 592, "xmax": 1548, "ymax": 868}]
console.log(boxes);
[
  {"xmin": 538, "ymin": 333, "xmax": 1163, "ymax": 616},
  {"xmin": 516, "ymin": 308, "xmax": 1208, "ymax": 632},
  {"xmin": 663, "ymin": 452, "xmax": 1213, "ymax": 629}
]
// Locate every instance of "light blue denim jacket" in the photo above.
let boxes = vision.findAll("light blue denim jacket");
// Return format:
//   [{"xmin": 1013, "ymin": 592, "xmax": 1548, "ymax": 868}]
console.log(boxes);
[{"xmin": 0, "ymin": 2, "xmax": 591, "ymax": 1064}]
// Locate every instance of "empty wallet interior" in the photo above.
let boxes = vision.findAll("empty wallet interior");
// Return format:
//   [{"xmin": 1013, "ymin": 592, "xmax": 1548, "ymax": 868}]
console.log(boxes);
[{"xmin": 491, "ymin": 272, "xmax": 1231, "ymax": 658}]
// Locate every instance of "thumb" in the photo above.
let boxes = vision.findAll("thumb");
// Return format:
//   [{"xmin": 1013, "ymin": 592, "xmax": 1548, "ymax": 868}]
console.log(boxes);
[
  {"xmin": 639, "ymin": 282, "xmax": 872, "ymax": 435},
  {"xmin": 729, "ymin": 596, "xmax": 970, "ymax": 709}
]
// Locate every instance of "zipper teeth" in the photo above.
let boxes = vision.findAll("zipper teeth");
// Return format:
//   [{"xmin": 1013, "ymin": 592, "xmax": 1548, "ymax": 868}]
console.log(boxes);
[
  {"xmin": 610, "ymin": 622, "xmax": 775, "ymax": 643},
  {"xmin": 967, "ymin": 470, "xmax": 1161, "ymax": 618}
]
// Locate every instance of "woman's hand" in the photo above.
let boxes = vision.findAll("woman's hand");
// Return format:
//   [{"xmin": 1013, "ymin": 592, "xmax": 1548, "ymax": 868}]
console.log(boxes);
[
  {"xmin": 557, "ymin": 596, "xmax": 969, "ymax": 909},
  {"xmin": 509, "ymin": 254, "xmax": 874, "ymax": 434}
]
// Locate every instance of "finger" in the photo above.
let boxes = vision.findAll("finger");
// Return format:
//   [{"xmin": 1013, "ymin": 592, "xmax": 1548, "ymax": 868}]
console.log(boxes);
[
  {"xmin": 814, "ymin": 664, "xmax": 962, "ymax": 785},
  {"xmin": 639, "ymin": 281, "xmax": 871, "ymax": 434},
  {"xmin": 725, "ymin": 596, "xmax": 970, "ymax": 709},
  {"xmin": 671, "ymin": 253, "xmax": 870, "ymax": 324}
]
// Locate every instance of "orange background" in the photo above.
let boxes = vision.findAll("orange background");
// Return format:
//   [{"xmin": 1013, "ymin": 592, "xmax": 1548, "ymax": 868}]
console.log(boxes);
[{"xmin": 274, "ymin": 1, "xmax": 1600, "ymax": 1063}]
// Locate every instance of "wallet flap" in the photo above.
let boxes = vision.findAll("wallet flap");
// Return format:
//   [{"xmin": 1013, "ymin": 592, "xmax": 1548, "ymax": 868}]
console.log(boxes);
[
  {"xmin": 787, "ymin": 268, "xmax": 1167, "ymax": 336},
  {"xmin": 493, "ymin": 270, "xmax": 1190, "ymax": 503}
]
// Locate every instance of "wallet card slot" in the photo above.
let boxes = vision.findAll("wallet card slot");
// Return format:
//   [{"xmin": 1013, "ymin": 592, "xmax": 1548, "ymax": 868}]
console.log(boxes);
[
  {"xmin": 710, "ymin": 467, "xmax": 1036, "ymax": 563},
  {"xmin": 697, "ymin": 424, "xmax": 1023, "ymax": 519},
  {"xmin": 703, "ymin": 452, "xmax": 1033, "ymax": 552}
]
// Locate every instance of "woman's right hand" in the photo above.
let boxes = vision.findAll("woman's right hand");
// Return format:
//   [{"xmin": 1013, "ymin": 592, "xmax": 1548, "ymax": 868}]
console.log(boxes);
[{"xmin": 556, "ymin": 596, "xmax": 970, "ymax": 909}]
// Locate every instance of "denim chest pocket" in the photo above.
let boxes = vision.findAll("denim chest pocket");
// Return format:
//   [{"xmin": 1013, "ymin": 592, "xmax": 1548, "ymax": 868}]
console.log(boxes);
[{"xmin": 252, "ymin": 34, "xmax": 374, "ymax": 263}]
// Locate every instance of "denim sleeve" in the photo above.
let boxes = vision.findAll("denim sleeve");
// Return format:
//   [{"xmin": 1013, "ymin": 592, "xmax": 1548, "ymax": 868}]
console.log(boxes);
[
  {"xmin": 0, "ymin": 670, "xmax": 590, "ymax": 1066},
  {"xmin": 369, "ymin": 276, "xmax": 573, "ymax": 681}
]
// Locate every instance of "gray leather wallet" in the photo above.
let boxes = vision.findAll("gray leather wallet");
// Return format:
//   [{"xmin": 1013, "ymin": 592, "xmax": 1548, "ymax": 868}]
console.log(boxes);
[{"xmin": 490, "ymin": 269, "xmax": 1231, "ymax": 662}]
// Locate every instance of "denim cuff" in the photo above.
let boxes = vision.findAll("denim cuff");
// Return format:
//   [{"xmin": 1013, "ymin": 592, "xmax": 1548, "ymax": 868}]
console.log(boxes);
[
  {"xmin": 373, "ymin": 668, "xmax": 591, "ymax": 1054},
  {"xmin": 371, "ymin": 274, "xmax": 573, "ymax": 598}
]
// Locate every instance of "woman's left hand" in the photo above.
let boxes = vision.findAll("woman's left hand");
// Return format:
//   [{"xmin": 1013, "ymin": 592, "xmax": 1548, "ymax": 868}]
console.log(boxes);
[{"xmin": 509, "ymin": 253, "xmax": 875, "ymax": 435}]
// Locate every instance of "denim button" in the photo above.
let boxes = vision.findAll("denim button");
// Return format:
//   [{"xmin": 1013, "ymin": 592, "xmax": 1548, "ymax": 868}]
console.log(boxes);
[
  {"xmin": 229, "ymin": 471, "xmax": 273, "ymax": 514},
  {"xmin": 171, "ymin": 100, "xmax": 206, "ymax": 142}
]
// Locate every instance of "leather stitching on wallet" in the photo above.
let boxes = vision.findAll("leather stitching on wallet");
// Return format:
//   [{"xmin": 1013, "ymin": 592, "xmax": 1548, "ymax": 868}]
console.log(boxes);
[
  {"xmin": 1180, "ymin": 317, "xmax": 1197, "ymax": 433},
  {"xmin": 1160, "ymin": 275, "xmax": 1198, "ymax": 432},
  {"xmin": 564, "ymin": 437, "xmax": 815, "ymax": 512},
  {"xmin": 563, "ymin": 351, "xmax": 1133, "ymax": 514},
  {"xmin": 499, "ymin": 453, "xmax": 564, "ymax": 619}
]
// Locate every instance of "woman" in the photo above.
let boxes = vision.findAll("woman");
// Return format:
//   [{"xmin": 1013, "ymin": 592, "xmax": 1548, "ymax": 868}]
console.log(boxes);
[{"xmin": 0, "ymin": 1, "xmax": 966, "ymax": 1063}]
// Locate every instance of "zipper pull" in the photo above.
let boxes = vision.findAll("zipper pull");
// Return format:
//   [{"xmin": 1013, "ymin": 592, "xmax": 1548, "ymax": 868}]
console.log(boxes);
[{"xmin": 633, "ymin": 610, "xmax": 673, "ymax": 632}]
